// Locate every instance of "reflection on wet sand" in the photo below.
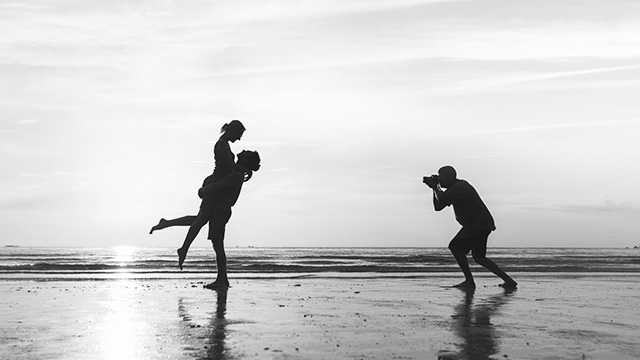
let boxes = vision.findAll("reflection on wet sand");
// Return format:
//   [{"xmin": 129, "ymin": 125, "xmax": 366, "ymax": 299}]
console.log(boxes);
[
  {"xmin": 178, "ymin": 287, "xmax": 231, "ymax": 360},
  {"xmin": 204, "ymin": 288, "xmax": 229, "ymax": 360},
  {"xmin": 439, "ymin": 287, "xmax": 516, "ymax": 360}
]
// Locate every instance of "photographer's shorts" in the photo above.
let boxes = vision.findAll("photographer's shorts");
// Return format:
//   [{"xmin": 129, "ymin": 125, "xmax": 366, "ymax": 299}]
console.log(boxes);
[
  {"xmin": 208, "ymin": 207, "xmax": 232, "ymax": 242},
  {"xmin": 449, "ymin": 228, "xmax": 493, "ymax": 258}
]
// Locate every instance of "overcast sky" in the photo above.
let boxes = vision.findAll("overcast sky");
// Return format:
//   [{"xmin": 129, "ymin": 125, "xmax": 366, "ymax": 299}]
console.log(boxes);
[{"xmin": 2, "ymin": 0, "xmax": 640, "ymax": 248}]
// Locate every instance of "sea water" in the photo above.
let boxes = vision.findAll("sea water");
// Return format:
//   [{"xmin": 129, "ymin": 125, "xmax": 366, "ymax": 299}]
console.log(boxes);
[{"xmin": 1, "ymin": 246, "xmax": 639, "ymax": 280}]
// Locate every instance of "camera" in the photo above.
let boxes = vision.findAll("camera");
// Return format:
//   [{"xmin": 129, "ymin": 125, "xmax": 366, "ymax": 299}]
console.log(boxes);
[{"xmin": 422, "ymin": 174, "xmax": 439, "ymax": 185}]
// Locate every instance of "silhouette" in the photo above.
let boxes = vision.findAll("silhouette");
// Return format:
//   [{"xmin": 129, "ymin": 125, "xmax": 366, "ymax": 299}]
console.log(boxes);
[
  {"xmin": 438, "ymin": 287, "xmax": 516, "ymax": 360},
  {"xmin": 424, "ymin": 166, "xmax": 517, "ymax": 288},
  {"xmin": 178, "ymin": 287, "xmax": 230, "ymax": 359},
  {"xmin": 151, "ymin": 120, "xmax": 252, "ymax": 269},
  {"xmin": 151, "ymin": 150, "xmax": 261, "ymax": 288}
]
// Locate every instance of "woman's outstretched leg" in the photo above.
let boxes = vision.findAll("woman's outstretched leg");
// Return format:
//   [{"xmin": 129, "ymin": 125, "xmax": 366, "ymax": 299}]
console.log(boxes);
[
  {"xmin": 177, "ymin": 212, "xmax": 210, "ymax": 270},
  {"xmin": 150, "ymin": 216, "xmax": 196, "ymax": 234}
]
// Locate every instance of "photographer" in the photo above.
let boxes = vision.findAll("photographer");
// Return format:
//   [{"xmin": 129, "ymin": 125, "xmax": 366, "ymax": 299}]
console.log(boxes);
[{"xmin": 424, "ymin": 166, "xmax": 517, "ymax": 289}]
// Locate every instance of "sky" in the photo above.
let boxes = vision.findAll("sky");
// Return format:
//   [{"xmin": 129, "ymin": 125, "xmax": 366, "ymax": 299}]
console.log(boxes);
[{"xmin": 1, "ymin": 0, "xmax": 640, "ymax": 248}]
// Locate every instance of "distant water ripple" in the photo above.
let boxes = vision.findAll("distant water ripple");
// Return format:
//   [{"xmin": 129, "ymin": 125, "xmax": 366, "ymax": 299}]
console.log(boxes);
[{"xmin": 1, "ymin": 247, "xmax": 639, "ymax": 279}]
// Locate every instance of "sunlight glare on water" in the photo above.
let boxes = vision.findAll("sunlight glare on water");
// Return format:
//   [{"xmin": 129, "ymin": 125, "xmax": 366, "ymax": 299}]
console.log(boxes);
[
  {"xmin": 112, "ymin": 245, "xmax": 137, "ymax": 267},
  {"xmin": 98, "ymin": 281, "xmax": 142, "ymax": 360}
]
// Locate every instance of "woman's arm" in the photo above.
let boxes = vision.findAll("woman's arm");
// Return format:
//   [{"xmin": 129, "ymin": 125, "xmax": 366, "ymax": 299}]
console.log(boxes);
[{"xmin": 216, "ymin": 140, "xmax": 253, "ymax": 181}]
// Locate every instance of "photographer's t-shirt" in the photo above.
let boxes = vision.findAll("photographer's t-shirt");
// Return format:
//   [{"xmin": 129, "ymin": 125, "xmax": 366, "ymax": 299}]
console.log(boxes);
[{"xmin": 436, "ymin": 179, "xmax": 496, "ymax": 232}]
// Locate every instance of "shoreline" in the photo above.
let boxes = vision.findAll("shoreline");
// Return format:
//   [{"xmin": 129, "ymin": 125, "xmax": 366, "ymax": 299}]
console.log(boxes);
[
  {"xmin": 1, "ymin": 270, "xmax": 639, "ymax": 281},
  {"xmin": 4, "ymin": 247, "xmax": 639, "ymax": 276},
  {"xmin": 2, "ymin": 274, "xmax": 639, "ymax": 359}
]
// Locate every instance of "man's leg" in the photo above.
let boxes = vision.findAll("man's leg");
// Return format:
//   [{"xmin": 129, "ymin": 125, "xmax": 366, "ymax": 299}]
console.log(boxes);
[
  {"xmin": 211, "ymin": 240, "xmax": 228, "ymax": 286},
  {"xmin": 449, "ymin": 235, "xmax": 476, "ymax": 288},
  {"xmin": 472, "ymin": 231, "xmax": 517, "ymax": 287},
  {"xmin": 205, "ymin": 208, "xmax": 232, "ymax": 289},
  {"xmin": 472, "ymin": 255, "xmax": 517, "ymax": 287}
]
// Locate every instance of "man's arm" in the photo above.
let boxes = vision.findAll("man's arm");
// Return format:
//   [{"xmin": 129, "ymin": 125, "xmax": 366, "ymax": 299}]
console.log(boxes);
[
  {"xmin": 216, "ymin": 140, "xmax": 253, "ymax": 181},
  {"xmin": 432, "ymin": 187, "xmax": 448, "ymax": 211},
  {"xmin": 426, "ymin": 178, "xmax": 467, "ymax": 211},
  {"xmin": 198, "ymin": 172, "xmax": 243, "ymax": 199},
  {"xmin": 425, "ymin": 177, "xmax": 448, "ymax": 211}
]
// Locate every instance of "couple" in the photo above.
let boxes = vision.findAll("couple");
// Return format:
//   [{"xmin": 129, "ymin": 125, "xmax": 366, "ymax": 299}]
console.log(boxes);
[{"xmin": 150, "ymin": 120, "xmax": 260, "ymax": 289}]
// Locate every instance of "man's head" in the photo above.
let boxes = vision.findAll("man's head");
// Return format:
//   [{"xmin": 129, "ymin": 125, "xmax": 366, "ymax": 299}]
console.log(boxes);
[
  {"xmin": 437, "ymin": 165, "xmax": 457, "ymax": 188},
  {"xmin": 237, "ymin": 150, "xmax": 261, "ymax": 172}
]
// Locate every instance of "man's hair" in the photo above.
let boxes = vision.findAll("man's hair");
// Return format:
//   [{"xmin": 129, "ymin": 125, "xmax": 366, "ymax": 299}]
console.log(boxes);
[
  {"xmin": 242, "ymin": 150, "xmax": 261, "ymax": 171},
  {"xmin": 438, "ymin": 165, "xmax": 456, "ymax": 178}
]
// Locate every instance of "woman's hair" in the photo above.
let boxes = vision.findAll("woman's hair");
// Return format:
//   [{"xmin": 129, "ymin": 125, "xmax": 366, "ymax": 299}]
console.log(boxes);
[
  {"xmin": 241, "ymin": 150, "xmax": 261, "ymax": 172},
  {"xmin": 221, "ymin": 120, "xmax": 246, "ymax": 134}
]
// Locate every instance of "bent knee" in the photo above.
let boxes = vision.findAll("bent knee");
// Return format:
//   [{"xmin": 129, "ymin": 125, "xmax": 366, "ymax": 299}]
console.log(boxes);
[
  {"xmin": 448, "ymin": 242, "xmax": 457, "ymax": 252},
  {"xmin": 472, "ymin": 254, "xmax": 487, "ymax": 263}
]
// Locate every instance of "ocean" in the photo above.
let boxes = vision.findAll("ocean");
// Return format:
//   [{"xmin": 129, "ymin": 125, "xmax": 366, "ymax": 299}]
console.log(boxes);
[{"xmin": 1, "ymin": 246, "xmax": 639, "ymax": 280}]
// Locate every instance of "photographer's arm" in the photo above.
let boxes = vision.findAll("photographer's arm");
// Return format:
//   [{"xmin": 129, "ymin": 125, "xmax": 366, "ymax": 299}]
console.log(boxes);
[
  {"xmin": 424, "ymin": 177, "xmax": 447, "ymax": 211},
  {"xmin": 433, "ymin": 187, "xmax": 447, "ymax": 211}
]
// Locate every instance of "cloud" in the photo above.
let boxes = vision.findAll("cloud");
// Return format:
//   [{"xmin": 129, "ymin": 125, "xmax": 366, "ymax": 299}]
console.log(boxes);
[
  {"xmin": 2, "ymin": 0, "xmax": 640, "ymax": 247},
  {"xmin": 20, "ymin": 171, "xmax": 90, "ymax": 179},
  {"xmin": 429, "ymin": 63, "xmax": 640, "ymax": 96},
  {"xmin": 557, "ymin": 194, "xmax": 640, "ymax": 214},
  {"xmin": 0, "ymin": 142, "xmax": 46, "ymax": 156},
  {"xmin": 464, "ymin": 118, "xmax": 640, "ymax": 135}
]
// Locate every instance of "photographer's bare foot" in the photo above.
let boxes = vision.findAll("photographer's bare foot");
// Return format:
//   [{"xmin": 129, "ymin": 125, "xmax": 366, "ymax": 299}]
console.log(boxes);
[
  {"xmin": 499, "ymin": 281, "xmax": 518, "ymax": 288},
  {"xmin": 452, "ymin": 280, "xmax": 476, "ymax": 288},
  {"xmin": 150, "ymin": 218, "xmax": 168, "ymax": 234},
  {"xmin": 204, "ymin": 280, "xmax": 229, "ymax": 289},
  {"xmin": 177, "ymin": 248, "xmax": 187, "ymax": 270}
]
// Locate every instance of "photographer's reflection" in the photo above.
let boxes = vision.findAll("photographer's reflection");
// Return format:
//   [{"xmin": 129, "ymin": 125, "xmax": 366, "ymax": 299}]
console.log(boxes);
[
  {"xmin": 178, "ymin": 287, "xmax": 230, "ymax": 360},
  {"xmin": 439, "ymin": 287, "xmax": 516, "ymax": 360}
]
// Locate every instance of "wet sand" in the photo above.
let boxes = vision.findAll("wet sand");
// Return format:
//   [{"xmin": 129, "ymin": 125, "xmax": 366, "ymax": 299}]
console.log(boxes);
[{"xmin": 1, "ymin": 274, "xmax": 639, "ymax": 360}]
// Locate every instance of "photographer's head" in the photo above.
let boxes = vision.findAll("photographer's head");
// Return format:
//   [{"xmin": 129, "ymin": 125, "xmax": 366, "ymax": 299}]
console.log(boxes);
[{"xmin": 437, "ymin": 165, "xmax": 457, "ymax": 188}]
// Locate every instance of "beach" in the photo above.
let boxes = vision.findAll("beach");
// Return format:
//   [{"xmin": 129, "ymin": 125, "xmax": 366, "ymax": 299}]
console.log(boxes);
[{"xmin": 2, "ymin": 272, "xmax": 639, "ymax": 360}]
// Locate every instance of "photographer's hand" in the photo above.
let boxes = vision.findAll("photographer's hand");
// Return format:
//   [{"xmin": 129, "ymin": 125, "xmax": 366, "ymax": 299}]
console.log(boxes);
[
  {"xmin": 432, "ymin": 185, "xmax": 445, "ymax": 202},
  {"xmin": 423, "ymin": 177, "xmax": 436, "ymax": 189}
]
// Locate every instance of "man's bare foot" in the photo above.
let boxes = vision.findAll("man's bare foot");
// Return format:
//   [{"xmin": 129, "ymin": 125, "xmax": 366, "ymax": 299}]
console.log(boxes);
[
  {"xmin": 149, "ymin": 218, "xmax": 168, "ymax": 234},
  {"xmin": 204, "ymin": 280, "xmax": 229, "ymax": 289},
  {"xmin": 452, "ymin": 280, "xmax": 476, "ymax": 288},
  {"xmin": 499, "ymin": 281, "xmax": 518, "ymax": 288},
  {"xmin": 177, "ymin": 248, "xmax": 187, "ymax": 270}
]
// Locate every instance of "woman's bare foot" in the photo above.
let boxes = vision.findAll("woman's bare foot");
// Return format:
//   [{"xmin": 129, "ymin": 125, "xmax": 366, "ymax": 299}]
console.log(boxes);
[
  {"xmin": 149, "ymin": 218, "xmax": 168, "ymax": 234},
  {"xmin": 452, "ymin": 280, "xmax": 476, "ymax": 288},
  {"xmin": 177, "ymin": 247, "xmax": 187, "ymax": 270}
]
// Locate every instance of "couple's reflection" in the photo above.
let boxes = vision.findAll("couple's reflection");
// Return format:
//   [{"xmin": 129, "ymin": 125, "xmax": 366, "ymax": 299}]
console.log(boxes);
[
  {"xmin": 439, "ymin": 287, "xmax": 516, "ymax": 360},
  {"xmin": 179, "ymin": 287, "xmax": 230, "ymax": 360}
]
